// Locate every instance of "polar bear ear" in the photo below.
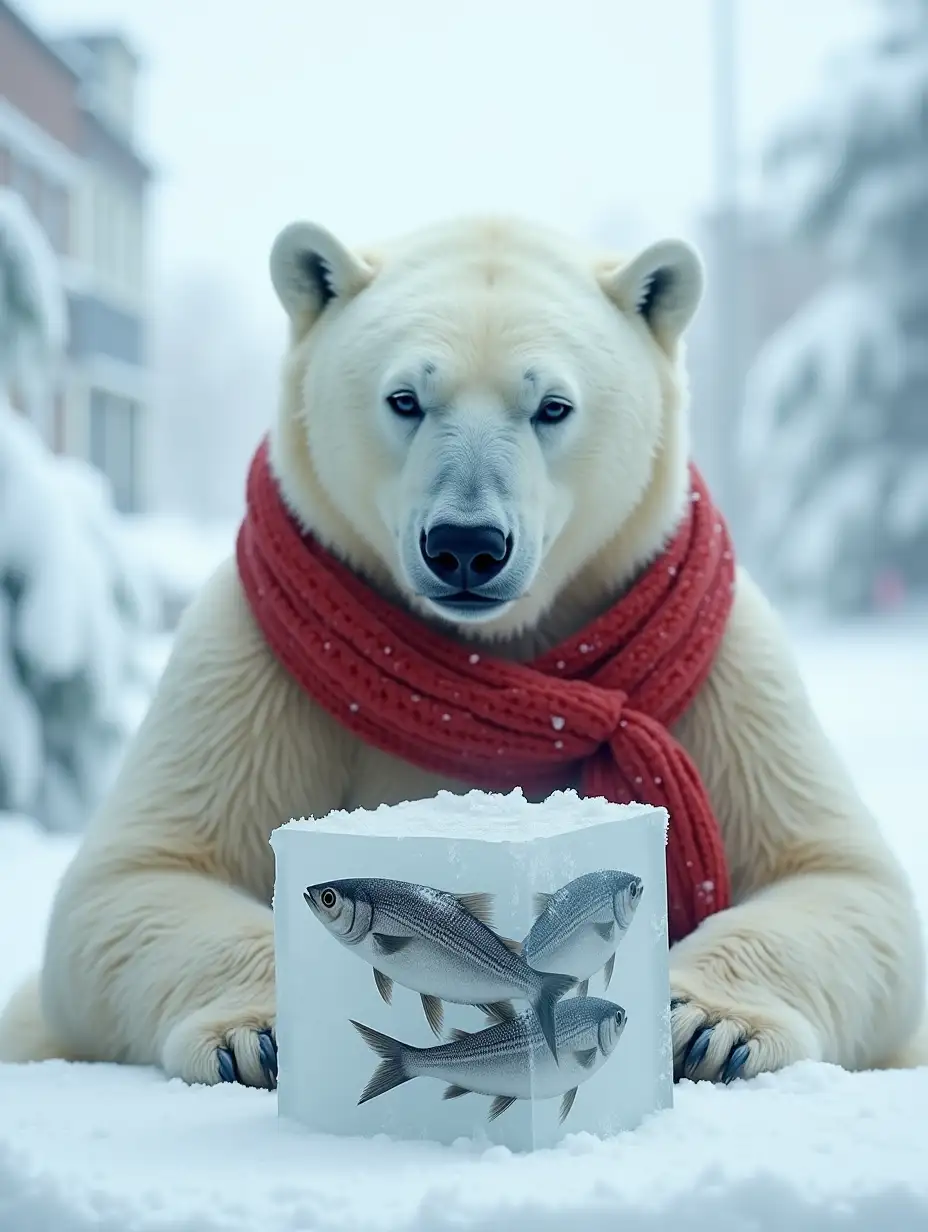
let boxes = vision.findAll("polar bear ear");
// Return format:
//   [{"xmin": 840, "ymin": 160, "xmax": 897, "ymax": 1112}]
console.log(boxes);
[
  {"xmin": 269, "ymin": 221, "xmax": 374, "ymax": 325},
  {"xmin": 601, "ymin": 239, "xmax": 704, "ymax": 354}
]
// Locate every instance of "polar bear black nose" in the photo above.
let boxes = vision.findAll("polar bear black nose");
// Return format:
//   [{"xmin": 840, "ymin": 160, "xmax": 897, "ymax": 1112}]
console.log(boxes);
[{"xmin": 421, "ymin": 524, "xmax": 512, "ymax": 589}]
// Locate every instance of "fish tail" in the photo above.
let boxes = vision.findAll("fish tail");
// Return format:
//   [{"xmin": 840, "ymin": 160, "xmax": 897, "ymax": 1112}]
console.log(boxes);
[
  {"xmin": 532, "ymin": 973, "xmax": 578, "ymax": 1062},
  {"xmin": 350, "ymin": 1019, "xmax": 415, "ymax": 1104}
]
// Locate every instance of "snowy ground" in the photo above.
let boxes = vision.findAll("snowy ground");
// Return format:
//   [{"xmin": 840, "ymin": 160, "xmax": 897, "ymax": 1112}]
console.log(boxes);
[{"xmin": 0, "ymin": 619, "xmax": 926, "ymax": 1231}]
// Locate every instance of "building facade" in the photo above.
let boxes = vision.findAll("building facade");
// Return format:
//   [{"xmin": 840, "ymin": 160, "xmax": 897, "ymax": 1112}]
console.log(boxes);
[{"xmin": 0, "ymin": 0, "xmax": 151, "ymax": 512}]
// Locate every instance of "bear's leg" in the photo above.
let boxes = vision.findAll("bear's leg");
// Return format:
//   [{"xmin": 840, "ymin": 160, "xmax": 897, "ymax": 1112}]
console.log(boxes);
[
  {"xmin": 667, "ymin": 865, "xmax": 925, "ymax": 1083},
  {"xmin": 40, "ymin": 857, "xmax": 278, "ymax": 1087},
  {"xmin": 0, "ymin": 974, "xmax": 77, "ymax": 1062},
  {"xmin": 669, "ymin": 571, "xmax": 926, "ymax": 1083}
]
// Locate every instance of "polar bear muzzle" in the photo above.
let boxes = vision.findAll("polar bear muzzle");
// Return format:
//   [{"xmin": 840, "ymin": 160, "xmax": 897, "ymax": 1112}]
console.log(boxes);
[{"xmin": 418, "ymin": 524, "xmax": 515, "ymax": 615}]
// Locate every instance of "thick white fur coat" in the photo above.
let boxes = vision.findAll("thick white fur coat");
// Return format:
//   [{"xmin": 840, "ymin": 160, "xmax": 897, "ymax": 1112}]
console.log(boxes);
[{"xmin": 1, "ymin": 216, "xmax": 924, "ymax": 1086}]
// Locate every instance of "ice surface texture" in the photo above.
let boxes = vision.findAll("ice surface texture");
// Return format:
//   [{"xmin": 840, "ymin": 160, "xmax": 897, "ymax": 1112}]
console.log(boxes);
[{"xmin": 272, "ymin": 789, "xmax": 672, "ymax": 1151}]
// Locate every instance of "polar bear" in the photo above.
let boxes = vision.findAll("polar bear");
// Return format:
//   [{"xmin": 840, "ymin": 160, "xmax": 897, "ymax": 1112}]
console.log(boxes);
[{"xmin": 0, "ymin": 214, "xmax": 925, "ymax": 1090}]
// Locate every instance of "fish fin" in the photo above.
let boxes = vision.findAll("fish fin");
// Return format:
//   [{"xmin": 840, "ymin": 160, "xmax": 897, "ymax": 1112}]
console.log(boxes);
[
  {"xmin": 533, "ymin": 891, "xmax": 555, "ymax": 916},
  {"xmin": 372, "ymin": 933, "xmax": 414, "ymax": 956},
  {"xmin": 448, "ymin": 1028, "xmax": 472, "ymax": 1042},
  {"xmin": 453, "ymin": 892, "xmax": 495, "ymax": 927},
  {"xmin": 574, "ymin": 1047, "xmax": 597, "ymax": 1070},
  {"xmin": 373, "ymin": 969, "xmax": 393, "ymax": 1005},
  {"xmin": 350, "ymin": 1020, "xmax": 414, "ymax": 1104},
  {"xmin": 559, "ymin": 1087, "xmax": 578, "ymax": 1124},
  {"xmin": 351, "ymin": 1019, "xmax": 403, "ymax": 1060},
  {"xmin": 593, "ymin": 921, "xmax": 615, "ymax": 942},
  {"xmin": 533, "ymin": 973, "xmax": 579, "ymax": 1062},
  {"xmin": 421, "ymin": 993, "xmax": 444, "ymax": 1037},
  {"xmin": 499, "ymin": 936, "xmax": 523, "ymax": 955},
  {"xmin": 577, "ymin": 979, "xmax": 589, "ymax": 999},
  {"xmin": 478, "ymin": 1000, "xmax": 516, "ymax": 1023},
  {"xmin": 443, "ymin": 1083, "xmax": 472, "ymax": 1100},
  {"xmin": 488, "ymin": 1094, "xmax": 517, "ymax": 1122},
  {"xmin": 603, "ymin": 953, "xmax": 615, "ymax": 991}
]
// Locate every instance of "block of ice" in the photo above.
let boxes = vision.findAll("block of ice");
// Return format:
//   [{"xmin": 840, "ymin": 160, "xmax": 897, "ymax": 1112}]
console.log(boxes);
[{"xmin": 270, "ymin": 788, "xmax": 672, "ymax": 1152}]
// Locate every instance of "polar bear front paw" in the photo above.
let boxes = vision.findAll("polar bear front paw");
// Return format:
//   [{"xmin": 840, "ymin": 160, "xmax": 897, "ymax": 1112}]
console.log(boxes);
[
  {"xmin": 669, "ymin": 978, "xmax": 821, "ymax": 1084},
  {"xmin": 161, "ymin": 1000, "xmax": 278, "ymax": 1089}
]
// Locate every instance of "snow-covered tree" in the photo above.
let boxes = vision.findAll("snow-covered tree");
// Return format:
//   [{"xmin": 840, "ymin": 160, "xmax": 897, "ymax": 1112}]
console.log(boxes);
[
  {"xmin": 0, "ymin": 189, "xmax": 66, "ymax": 423},
  {"xmin": 741, "ymin": 0, "xmax": 928, "ymax": 614},
  {"xmin": 0, "ymin": 188, "xmax": 157, "ymax": 831}
]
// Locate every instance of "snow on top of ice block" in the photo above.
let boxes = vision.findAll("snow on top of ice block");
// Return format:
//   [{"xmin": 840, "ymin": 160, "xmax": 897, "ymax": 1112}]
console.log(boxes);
[{"xmin": 274, "ymin": 788, "xmax": 667, "ymax": 843}]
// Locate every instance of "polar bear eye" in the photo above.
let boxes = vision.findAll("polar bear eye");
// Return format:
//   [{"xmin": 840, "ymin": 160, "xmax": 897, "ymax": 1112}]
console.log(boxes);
[
  {"xmin": 386, "ymin": 390, "xmax": 424, "ymax": 420},
  {"xmin": 534, "ymin": 397, "xmax": 574, "ymax": 426}
]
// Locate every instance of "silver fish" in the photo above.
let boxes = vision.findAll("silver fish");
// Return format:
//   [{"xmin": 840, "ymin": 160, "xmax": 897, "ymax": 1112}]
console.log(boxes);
[
  {"xmin": 352, "ymin": 996, "xmax": 627, "ymax": 1124},
  {"xmin": 522, "ymin": 870, "xmax": 643, "ymax": 996},
  {"xmin": 304, "ymin": 877, "xmax": 577, "ymax": 1059}
]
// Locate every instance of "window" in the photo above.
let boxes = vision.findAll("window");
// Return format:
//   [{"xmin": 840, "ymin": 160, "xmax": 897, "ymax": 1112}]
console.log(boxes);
[
  {"xmin": 9, "ymin": 154, "xmax": 32, "ymax": 202},
  {"xmin": 52, "ymin": 391, "xmax": 67, "ymax": 454},
  {"xmin": 3, "ymin": 153, "xmax": 70, "ymax": 254},
  {"xmin": 41, "ymin": 184, "xmax": 70, "ymax": 255},
  {"xmin": 88, "ymin": 173, "xmax": 144, "ymax": 298},
  {"xmin": 92, "ymin": 177, "xmax": 111, "ymax": 277},
  {"xmin": 89, "ymin": 389, "xmax": 141, "ymax": 513},
  {"xmin": 20, "ymin": 164, "xmax": 40, "ymax": 217}
]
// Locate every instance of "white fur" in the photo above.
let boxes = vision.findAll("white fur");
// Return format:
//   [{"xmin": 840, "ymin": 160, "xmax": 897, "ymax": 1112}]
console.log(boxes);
[{"xmin": 0, "ymin": 214, "xmax": 924, "ymax": 1086}]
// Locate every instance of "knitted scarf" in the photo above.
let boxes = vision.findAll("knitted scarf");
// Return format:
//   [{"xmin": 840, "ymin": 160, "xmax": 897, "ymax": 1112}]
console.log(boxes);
[{"xmin": 236, "ymin": 437, "xmax": 736, "ymax": 943}]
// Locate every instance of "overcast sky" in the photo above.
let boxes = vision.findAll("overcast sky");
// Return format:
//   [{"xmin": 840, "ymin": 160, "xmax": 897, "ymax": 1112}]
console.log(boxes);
[{"xmin": 25, "ymin": 0, "xmax": 873, "ymax": 339}]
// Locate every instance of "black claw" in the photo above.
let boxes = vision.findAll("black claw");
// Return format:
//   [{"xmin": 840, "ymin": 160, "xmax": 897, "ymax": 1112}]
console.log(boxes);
[
  {"xmin": 258, "ymin": 1030, "xmax": 278, "ymax": 1084},
  {"xmin": 722, "ymin": 1042, "xmax": 751, "ymax": 1084},
  {"xmin": 217, "ymin": 1047, "xmax": 238, "ymax": 1084},
  {"xmin": 683, "ymin": 1026, "xmax": 713, "ymax": 1077}
]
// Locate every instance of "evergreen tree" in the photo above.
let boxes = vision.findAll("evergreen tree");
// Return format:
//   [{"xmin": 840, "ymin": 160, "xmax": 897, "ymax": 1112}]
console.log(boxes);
[
  {"xmin": 0, "ymin": 188, "xmax": 156, "ymax": 831},
  {"xmin": 741, "ymin": 0, "xmax": 928, "ymax": 614}
]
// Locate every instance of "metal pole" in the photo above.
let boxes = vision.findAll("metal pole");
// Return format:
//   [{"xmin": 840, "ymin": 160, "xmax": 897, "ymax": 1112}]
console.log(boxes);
[
  {"xmin": 712, "ymin": 0, "xmax": 738, "ymax": 210},
  {"xmin": 710, "ymin": 0, "xmax": 743, "ymax": 536}
]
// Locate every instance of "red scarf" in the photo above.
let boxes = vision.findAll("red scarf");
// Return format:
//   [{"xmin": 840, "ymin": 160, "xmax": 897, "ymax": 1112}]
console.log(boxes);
[{"xmin": 236, "ymin": 438, "xmax": 735, "ymax": 943}]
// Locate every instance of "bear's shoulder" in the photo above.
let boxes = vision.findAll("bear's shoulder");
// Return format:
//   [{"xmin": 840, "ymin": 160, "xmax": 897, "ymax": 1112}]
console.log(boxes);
[{"xmin": 87, "ymin": 556, "xmax": 359, "ymax": 887}]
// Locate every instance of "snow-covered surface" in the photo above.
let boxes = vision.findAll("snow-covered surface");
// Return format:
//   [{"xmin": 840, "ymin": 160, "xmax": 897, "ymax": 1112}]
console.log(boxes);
[
  {"xmin": 739, "ymin": 278, "xmax": 905, "ymax": 607},
  {"xmin": 0, "ymin": 186, "xmax": 163, "ymax": 833},
  {"xmin": 284, "ymin": 790, "xmax": 665, "ymax": 838},
  {"xmin": 0, "ymin": 621, "xmax": 926, "ymax": 1229},
  {"xmin": 2, "ymin": 1059, "xmax": 927, "ymax": 1231},
  {"xmin": 0, "ymin": 402, "xmax": 159, "ymax": 831},
  {"xmin": 0, "ymin": 187, "xmax": 67, "ymax": 420},
  {"xmin": 753, "ymin": 1, "xmax": 928, "ymax": 615},
  {"xmin": 764, "ymin": 7, "xmax": 928, "ymax": 245},
  {"xmin": 0, "ymin": 189, "xmax": 65, "ymax": 352}
]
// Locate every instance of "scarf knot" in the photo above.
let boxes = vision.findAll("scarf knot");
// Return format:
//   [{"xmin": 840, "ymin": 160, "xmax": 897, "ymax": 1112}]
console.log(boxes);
[{"xmin": 236, "ymin": 437, "xmax": 736, "ymax": 943}]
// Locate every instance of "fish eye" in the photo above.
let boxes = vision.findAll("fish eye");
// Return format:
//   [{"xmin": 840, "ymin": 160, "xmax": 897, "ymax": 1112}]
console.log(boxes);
[
  {"xmin": 320, "ymin": 887, "xmax": 338, "ymax": 909},
  {"xmin": 615, "ymin": 1009, "xmax": 626, "ymax": 1025},
  {"xmin": 630, "ymin": 880, "xmax": 643, "ymax": 900}
]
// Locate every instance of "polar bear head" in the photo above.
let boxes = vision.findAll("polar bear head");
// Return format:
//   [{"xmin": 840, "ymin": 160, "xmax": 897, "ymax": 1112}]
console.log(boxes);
[{"xmin": 268, "ymin": 215, "xmax": 702, "ymax": 641}]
